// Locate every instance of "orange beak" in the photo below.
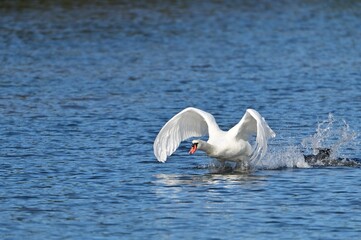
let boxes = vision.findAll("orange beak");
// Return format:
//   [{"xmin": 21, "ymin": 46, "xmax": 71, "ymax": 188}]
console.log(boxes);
[{"xmin": 189, "ymin": 143, "xmax": 198, "ymax": 154}]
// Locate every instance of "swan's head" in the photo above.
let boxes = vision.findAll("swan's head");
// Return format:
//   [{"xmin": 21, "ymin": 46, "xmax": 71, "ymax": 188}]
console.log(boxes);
[{"xmin": 189, "ymin": 140, "xmax": 200, "ymax": 155}]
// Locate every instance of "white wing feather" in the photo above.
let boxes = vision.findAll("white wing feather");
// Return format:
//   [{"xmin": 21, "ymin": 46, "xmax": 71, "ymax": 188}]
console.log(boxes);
[
  {"xmin": 153, "ymin": 107, "xmax": 219, "ymax": 162},
  {"xmin": 232, "ymin": 109, "xmax": 276, "ymax": 164}
]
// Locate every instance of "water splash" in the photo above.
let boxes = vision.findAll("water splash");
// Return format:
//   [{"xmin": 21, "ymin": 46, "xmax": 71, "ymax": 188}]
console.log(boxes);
[
  {"xmin": 301, "ymin": 113, "xmax": 357, "ymax": 159},
  {"xmin": 257, "ymin": 113, "xmax": 358, "ymax": 170}
]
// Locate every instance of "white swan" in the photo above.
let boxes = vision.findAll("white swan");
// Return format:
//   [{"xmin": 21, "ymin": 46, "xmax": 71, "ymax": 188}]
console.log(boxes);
[{"xmin": 153, "ymin": 107, "xmax": 275, "ymax": 166}]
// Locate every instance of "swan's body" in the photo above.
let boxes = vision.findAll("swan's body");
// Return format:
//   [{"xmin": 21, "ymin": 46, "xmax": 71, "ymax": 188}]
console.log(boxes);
[{"xmin": 153, "ymin": 107, "xmax": 275, "ymax": 166}]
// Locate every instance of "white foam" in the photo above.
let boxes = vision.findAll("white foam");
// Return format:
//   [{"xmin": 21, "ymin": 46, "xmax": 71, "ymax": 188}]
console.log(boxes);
[{"xmin": 258, "ymin": 146, "xmax": 310, "ymax": 169}]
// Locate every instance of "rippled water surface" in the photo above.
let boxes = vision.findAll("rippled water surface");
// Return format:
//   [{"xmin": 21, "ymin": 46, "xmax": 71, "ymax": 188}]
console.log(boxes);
[{"xmin": 1, "ymin": 1, "xmax": 361, "ymax": 239}]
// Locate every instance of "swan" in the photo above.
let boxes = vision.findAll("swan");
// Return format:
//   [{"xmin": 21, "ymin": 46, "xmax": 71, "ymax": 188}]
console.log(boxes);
[{"xmin": 153, "ymin": 107, "xmax": 276, "ymax": 167}]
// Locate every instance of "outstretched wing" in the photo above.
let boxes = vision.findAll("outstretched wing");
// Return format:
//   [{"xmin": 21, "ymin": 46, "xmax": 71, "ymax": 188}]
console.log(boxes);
[
  {"xmin": 154, "ymin": 107, "xmax": 219, "ymax": 162},
  {"xmin": 230, "ymin": 109, "xmax": 276, "ymax": 163}
]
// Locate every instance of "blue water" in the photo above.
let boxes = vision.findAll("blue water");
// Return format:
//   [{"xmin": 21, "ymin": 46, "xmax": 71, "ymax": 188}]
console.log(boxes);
[{"xmin": 1, "ymin": 1, "xmax": 361, "ymax": 239}]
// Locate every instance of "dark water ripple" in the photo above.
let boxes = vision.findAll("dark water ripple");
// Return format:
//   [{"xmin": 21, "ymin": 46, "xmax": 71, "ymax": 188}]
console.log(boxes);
[{"xmin": 1, "ymin": 1, "xmax": 361, "ymax": 239}]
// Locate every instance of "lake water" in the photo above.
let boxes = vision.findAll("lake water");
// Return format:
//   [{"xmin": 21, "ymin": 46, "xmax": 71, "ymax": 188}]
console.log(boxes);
[{"xmin": 1, "ymin": 1, "xmax": 361, "ymax": 239}]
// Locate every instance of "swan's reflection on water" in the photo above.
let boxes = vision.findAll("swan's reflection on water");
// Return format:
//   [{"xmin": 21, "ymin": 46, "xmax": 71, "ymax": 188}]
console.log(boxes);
[
  {"xmin": 153, "ymin": 170, "xmax": 267, "ymax": 187},
  {"xmin": 152, "ymin": 168, "xmax": 269, "ymax": 208}
]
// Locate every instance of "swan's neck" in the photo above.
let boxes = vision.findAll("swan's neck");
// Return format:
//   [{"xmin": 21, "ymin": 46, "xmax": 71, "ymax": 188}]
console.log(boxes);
[{"xmin": 197, "ymin": 140, "xmax": 215, "ymax": 155}]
